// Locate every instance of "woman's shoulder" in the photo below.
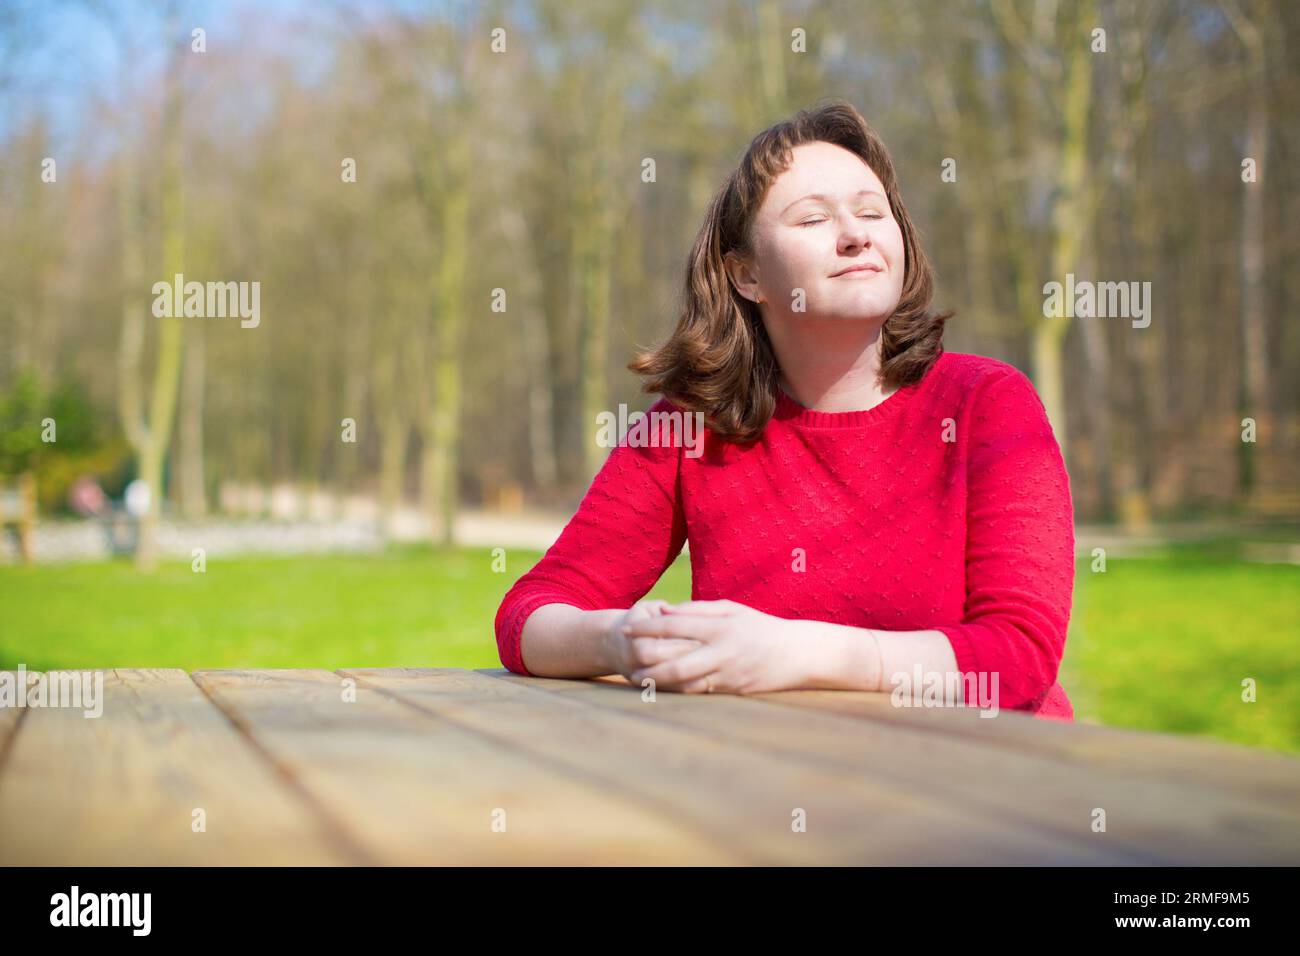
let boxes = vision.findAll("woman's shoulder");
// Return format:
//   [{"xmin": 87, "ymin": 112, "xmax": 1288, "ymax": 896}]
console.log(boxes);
[
  {"xmin": 647, "ymin": 395, "xmax": 683, "ymax": 415},
  {"xmin": 932, "ymin": 350, "xmax": 1042, "ymax": 405},
  {"xmin": 934, "ymin": 350, "xmax": 1031, "ymax": 388},
  {"xmin": 931, "ymin": 351, "xmax": 1056, "ymax": 448},
  {"xmin": 603, "ymin": 395, "xmax": 707, "ymax": 463}
]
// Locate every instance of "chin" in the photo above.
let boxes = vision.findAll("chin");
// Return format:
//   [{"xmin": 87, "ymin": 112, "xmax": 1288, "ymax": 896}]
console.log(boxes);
[
  {"xmin": 804, "ymin": 309, "xmax": 891, "ymax": 326},
  {"xmin": 816, "ymin": 297, "xmax": 897, "ymax": 323}
]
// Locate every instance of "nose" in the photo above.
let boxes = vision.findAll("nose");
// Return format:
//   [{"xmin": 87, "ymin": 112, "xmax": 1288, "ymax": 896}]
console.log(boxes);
[{"xmin": 837, "ymin": 210, "xmax": 872, "ymax": 254}]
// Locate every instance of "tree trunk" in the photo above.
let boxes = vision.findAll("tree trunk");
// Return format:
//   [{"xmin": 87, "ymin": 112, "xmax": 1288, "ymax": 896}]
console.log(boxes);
[
  {"xmin": 578, "ymin": 64, "xmax": 629, "ymax": 482},
  {"xmin": 378, "ymin": 412, "xmax": 408, "ymax": 541},
  {"xmin": 135, "ymin": 36, "xmax": 188, "ymax": 571},
  {"xmin": 1077, "ymin": 237, "xmax": 1115, "ymax": 520},
  {"xmin": 423, "ymin": 133, "xmax": 471, "ymax": 546},
  {"xmin": 756, "ymin": 0, "xmax": 789, "ymax": 119},
  {"xmin": 178, "ymin": 321, "xmax": 206, "ymax": 518},
  {"xmin": 16, "ymin": 469, "xmax": 36, "ymax": 565},
  {"xmin": 1224, "ymin": 0, "xmax": 1269, "ymax": 498},
  {"xmin": 1035, "ymin": 0, "xmax": 1094, "ymax": 459},
  {"xmin": 116, "ymin": 145, "xmax": 147, "ymax": 457},
  {"xmin": 579, "ymin": 203, "xmax": 615, "ymax": 481},
  {"xmin": 495, "ymin": 206, "xmax": 556, "ymax": 492}
]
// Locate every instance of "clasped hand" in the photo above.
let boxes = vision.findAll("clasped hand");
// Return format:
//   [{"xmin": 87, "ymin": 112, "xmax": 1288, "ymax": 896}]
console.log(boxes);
[{"xmin": 607, "ymin": 598, "xmax": 800, "ymax": 695}]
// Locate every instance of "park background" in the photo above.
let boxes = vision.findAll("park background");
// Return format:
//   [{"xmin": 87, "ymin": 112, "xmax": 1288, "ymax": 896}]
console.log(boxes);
[{"xmin": 1, "ymin": 0, "xmax": 1296, "ymax": 753}]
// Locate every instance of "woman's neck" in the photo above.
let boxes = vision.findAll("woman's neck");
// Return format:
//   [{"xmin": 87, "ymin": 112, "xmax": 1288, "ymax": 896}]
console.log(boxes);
[{"xmin": 770, "ymin": 318, "xmax": 894, "ymax": 413}]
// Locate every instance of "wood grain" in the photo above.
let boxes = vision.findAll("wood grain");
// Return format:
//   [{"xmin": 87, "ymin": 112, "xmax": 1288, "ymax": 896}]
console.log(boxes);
[
  {"xmin": 0, "ymin": 711, "xmax": 18, "ymax": 767},
  {"xmin": 354, "ymin": 667, "xmax": 1127, "ymax": 864},
  {"xmin": 7, "ymin": 666, "xmax": 1293, "ymax": 865},
  {"xmin": 0, "ymin": 669, "xmax": 354, "ymax": 865},
  {"xmin": 194, "ymin": 668, "xmax": 740, "ymax": 865},
  {"xmin": 750, "ymin": 685, "xmax": 1300, "ymax": 818},
  {"xmin": 479, "ymin": 669, "xmax": 1300, "ymax": 865}
]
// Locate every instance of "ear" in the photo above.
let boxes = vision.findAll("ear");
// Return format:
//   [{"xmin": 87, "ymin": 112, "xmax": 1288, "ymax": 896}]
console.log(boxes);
[{"xmin": 724, "ymin": 252, "xmax": 764, "ymax": 305}]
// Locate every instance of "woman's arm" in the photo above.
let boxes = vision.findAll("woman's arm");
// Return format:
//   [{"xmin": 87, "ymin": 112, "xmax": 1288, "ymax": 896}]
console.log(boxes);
[
  {"xmin": 518, "ymin": 603, "xmax": 623, "ymax": 678},
  {"xmin": 494, "ymin": 397, "xmax": 691, "ymax": 677},
  {"xmin": 792, "ymin": 622, "xmax": 960, "ymax": 699},
  {"xmin": 930, "ymin": 368, "xmax": 1075, "ymax": 711}
]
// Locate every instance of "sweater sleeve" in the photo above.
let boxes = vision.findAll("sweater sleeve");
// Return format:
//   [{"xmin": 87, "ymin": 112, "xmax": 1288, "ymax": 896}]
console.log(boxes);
[
  {"xmin": 934, "ymin": 368, "xmax": 1076, "ymax": 711},
  {"xmin": 493, "ymin": 397, "xmax": 690, "ymax": 676}
]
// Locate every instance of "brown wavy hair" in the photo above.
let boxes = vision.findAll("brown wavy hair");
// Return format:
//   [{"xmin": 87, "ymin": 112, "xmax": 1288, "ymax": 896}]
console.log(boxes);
[{"xmin": 628, "ymin": 98, "xmax": 951, "ymax": 445}]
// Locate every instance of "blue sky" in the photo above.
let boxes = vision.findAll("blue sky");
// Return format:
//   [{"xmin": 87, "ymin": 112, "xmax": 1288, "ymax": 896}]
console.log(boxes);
[{"xmin": 0, "ymin": 0, "xmax": 494, "ymax": 150}]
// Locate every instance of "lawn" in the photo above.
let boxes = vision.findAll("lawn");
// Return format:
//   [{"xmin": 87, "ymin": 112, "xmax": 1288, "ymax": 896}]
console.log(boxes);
[
  {"xmin": 1, "ymin": 541, "xmax": 1295, "ymax": 754},
  {"xmin": 1065, "ymin": 540, "xmax": 1299, "ymax": 755}
]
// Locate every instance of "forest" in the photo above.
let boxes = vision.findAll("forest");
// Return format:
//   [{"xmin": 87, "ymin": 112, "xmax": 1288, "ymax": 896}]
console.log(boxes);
[{"xmin": 0, "ymin": 0, "xmax": 1296, "ymax": 568}]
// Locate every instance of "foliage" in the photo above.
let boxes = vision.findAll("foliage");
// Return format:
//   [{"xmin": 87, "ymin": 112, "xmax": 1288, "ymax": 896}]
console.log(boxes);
[{"xmin": 0, "ymin": 370, "xmax": 122, "ymax": 511}]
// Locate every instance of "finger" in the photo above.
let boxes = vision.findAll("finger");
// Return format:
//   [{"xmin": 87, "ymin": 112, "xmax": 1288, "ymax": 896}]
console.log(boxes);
[
  {"xmin": 676, "ymin": 674, "xmax": 721, "ymax": 694},
  {"xmin": 624, "ymin": 600, "xmax": 663, "ymax": 622},
  {"xmin": 661, "ymin": 600, "xmax": 737, "ymax": 616},
  {"xmin": 632, "ymin": 647, "xmax": 719, "ymax": 688},
  {"xmin": 622, "ymin": 615, "xmax": 721, "ymax": 641},
  {"xmin": 629, "ymin": 636, "xmax": 700, "ymax": 668}
]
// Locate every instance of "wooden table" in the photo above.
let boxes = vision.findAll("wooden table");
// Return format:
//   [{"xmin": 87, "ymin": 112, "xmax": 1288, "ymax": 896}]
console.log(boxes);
[{"xmin": 2, "ymin": 667, "xmax": 1298, "ymax": 865}]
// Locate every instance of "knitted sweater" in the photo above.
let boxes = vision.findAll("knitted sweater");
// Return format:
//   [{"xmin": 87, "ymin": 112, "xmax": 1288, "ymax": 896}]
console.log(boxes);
[{"xmin": 494, "ymin": 350, "xmax": 1076, "ymax": 720}]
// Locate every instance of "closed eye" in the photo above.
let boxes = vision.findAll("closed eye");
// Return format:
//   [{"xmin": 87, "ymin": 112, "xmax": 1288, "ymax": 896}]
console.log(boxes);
[{"xmin": 799, "ymin": 213, "xmax": 884, "ymax": 227}]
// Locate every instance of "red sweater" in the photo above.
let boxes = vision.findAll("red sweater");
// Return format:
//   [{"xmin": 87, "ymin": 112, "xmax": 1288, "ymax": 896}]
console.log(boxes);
[{"xmin": 495, "ymin": 351, "xmax": 1076, "ymax": 720}]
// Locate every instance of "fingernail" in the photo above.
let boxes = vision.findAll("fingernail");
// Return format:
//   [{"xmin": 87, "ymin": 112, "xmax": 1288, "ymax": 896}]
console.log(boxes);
[{"xmin": 621, "ymin": 625, "xmax": 632, "ymax": 634}]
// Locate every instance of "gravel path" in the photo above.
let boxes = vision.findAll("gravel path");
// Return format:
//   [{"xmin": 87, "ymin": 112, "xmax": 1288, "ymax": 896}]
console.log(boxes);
[{"xmin": 2, "ymin": 511, "xmax": 1295, "ymax": 565}]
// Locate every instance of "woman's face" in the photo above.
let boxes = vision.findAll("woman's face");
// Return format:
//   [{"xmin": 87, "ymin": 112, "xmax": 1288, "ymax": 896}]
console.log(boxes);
[{"xmin": 727, "ymin": 140, "xmax": 906, "ymax": 326}]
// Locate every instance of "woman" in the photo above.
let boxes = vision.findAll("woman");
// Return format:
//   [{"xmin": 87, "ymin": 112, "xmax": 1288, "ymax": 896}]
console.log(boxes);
[{"xmin": 494, "ymin": 99, "xmax": 1075, "ymax": 720}]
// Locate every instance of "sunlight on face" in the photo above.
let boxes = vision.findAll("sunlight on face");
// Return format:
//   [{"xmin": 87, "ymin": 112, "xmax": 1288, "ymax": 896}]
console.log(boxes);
[{"xmin": 733, "ymin": 141, "xmax": 906, "ymax": 325}]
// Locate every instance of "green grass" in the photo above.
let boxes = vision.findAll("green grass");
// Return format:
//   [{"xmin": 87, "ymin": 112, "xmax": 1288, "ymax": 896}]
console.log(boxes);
[
  {"xmin": 1065, "ymin": 540, "xmax": 1300, "ymax": 754},
  {"xmin": 0, "ymin": 544, "xmax": 691, "ymax": 673},
  {"xmin": 0, "ymin": 541, "xmax": 1295, "ymax": 755}
]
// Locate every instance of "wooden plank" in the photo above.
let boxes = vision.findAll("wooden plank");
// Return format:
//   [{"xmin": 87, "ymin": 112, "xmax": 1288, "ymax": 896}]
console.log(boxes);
[
  {"xmin": 0, "ymin": 672, "xmax": 29, "ymax": 772},
  {"xmin": 0, "ymin": 707, "xmax": 18, "ymax": 756},
  {"xmin": 0, "ymin": 669, "xmax": 355, "ymax": 865},
  {"xmin": 747, "ymin": 686, "xmax": 1300, "ymax": 818},
  {"xmin": 358, "ymin": 667, "xmax": 1130, "ymax": 864},
  {"xmin": 479, "ymin": 669, "xmax": 1300, "ymax": 865},
  {"xmin": 193, "ymin": 668, "xmax": 741, "ymax": 865}
]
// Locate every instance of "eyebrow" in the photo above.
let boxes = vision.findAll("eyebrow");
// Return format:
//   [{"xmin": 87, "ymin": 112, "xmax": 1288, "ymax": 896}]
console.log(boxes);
[{"xmin": 782, "ymin": 189, "xmax": 886, "ymax": 215}]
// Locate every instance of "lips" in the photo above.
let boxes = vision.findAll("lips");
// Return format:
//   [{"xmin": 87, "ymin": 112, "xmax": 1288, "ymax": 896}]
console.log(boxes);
[{"xmin": 831, "ymin": 264, "xmax": 882, "ymax": 277}]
